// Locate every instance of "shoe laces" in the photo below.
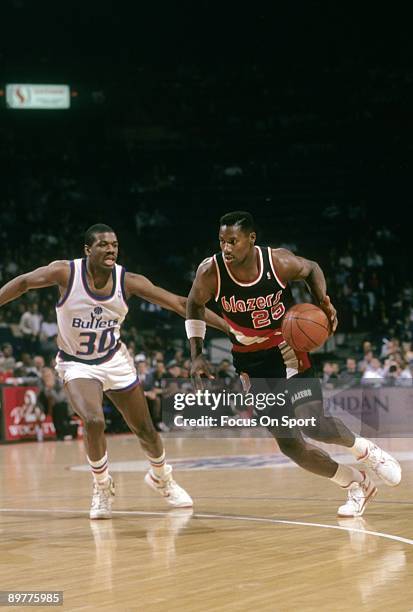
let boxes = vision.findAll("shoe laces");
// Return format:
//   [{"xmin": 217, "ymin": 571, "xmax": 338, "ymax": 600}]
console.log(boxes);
[
  {"xmin": 92, "ymin": 480, "xmax": 114, "ymax": 507},
  {"xmin": 365, "ymin": 444, "xmax": 385, "ymax": 468},
  {"xmin": 154, "ymin": 472, "xmax": 182, "ymax": 500},
  {"xmin": 157, "ymin": 472, "xmax": 177, "ymax": 491},
  {"xmin": 348, "ymin": 475, "xmax": 370, "ymax": 503},
  {"xmin": 345, "ymin": 486, "xmax": 364, "ymax": 512}
]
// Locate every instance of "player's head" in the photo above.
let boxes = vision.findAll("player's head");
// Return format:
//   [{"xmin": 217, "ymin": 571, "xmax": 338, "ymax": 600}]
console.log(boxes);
[
  {"xmin": 218, "ymin": 211, "xmax": 256, "ymax": 265},
  {"xmin": 84, "ymin": 223, "xmax": 118, "ymax": 269}
]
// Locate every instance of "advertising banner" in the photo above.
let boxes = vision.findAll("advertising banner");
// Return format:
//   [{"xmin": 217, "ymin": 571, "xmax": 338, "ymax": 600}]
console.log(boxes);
[
  {"xmin": 1, "ymin": 386, "xmax": 56, "ymax": 442},
  {"xmin": 6, "ymin": 84, "xmax": 70, "ymax": 109}
]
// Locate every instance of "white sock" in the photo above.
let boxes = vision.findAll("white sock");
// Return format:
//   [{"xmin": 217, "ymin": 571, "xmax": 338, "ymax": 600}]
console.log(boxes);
[
  {"xmin": 330, "ymin": 464, "xmax": 364, "ymax": 488},
  {"xmin": 350, "ymin": 436, "xmax": 371, "ymax": 460},
  {"xmin": 87, "ymin": 452, "xmax": 110, "ymax": 487},
  {"xmin": 147, "ymin": 450, "xmax": 167, "ymax": 478}
]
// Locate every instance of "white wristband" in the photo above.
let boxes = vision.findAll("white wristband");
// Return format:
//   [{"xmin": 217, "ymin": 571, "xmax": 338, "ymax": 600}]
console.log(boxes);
[{"xmin": 185, "ymin": 319, "xmax": 206, "ymax": 339}]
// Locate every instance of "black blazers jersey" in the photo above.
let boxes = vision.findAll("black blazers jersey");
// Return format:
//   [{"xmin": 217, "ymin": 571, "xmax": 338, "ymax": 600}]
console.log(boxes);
[{"xmin": 213, "ymin": 245, "xmax": 311, "ymax": 374}]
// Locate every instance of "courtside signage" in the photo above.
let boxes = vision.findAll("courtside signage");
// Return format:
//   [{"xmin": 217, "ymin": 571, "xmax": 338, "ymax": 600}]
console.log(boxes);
[
  {"xmin": 1, "ymin": 386, "xmax": 55, "ymax": 442},
  {"xmin": 6, "ymin": 84, "xmax": 70, "ymax": 109}
]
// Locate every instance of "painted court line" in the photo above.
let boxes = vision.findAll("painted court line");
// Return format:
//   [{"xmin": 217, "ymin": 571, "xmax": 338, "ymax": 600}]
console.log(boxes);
[{"xmin": 1, "ymin": 507, "xmax": 412, "ymax": 546}]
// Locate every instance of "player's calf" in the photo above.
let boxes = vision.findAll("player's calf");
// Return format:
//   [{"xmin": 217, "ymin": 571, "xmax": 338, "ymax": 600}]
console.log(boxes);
[{"xmin": 295, "ymin": 400, "xmax": 355, "ymax": 446}]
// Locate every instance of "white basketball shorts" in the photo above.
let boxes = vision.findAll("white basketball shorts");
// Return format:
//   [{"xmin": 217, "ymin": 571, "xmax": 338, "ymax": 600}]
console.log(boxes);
[{"xmin": 55, "ymin": 343, "xmax": 139, "ymax": 392}]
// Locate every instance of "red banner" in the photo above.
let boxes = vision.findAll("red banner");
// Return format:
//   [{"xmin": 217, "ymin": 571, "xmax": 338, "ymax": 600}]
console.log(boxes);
[{"xmin": 1, "ymin": 386, "xmax": 56, "ymax": 442}]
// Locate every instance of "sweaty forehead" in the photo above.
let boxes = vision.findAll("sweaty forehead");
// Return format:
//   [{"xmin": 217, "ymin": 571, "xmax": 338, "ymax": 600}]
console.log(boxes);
[
  {"xmin": 219, "ymin": 225, "xmax": 247, "ymax": 239},
  {"xmin": 92, "ymin": 232, "xmax": 118, "ymax": 245}
]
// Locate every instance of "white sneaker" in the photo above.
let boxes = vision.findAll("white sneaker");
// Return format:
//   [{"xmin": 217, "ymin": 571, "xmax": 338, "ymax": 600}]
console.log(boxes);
[
  {"xmin": 337, "ymin": 471, "xmax": 377, "ymax": 517},
  {"xmin": 144, "ymin": 465, "xmax": 193, "ymax": 508},
  {"xmin": 90, "ymin": 476, "xmax": 115, "ymax": 520},
  {"xmin": 359, "ymin": 442, "xmax": 401, "ymax": 486}
]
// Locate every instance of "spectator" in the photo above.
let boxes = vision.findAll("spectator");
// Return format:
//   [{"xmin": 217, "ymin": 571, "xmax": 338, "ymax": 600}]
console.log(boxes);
[
  {"xmin": 358, "ymin": 350, "xmax": 375, "ymax": 374},
  {"xmin": 339, "ymin": 358, "xmax": 361, "ymax": 387},
  {"xmin": 39, "ymin": 308, "xmax": 58, "ymax": 361},
  {"xmin": 37, "ymin": 368, "xmax": 77, "ymax": 440},
  {"xmin": 383, "ymin": 359, "xmax": 412, "ymax": 386},
  {"xmin": 148, "ymin": 360, "xmax": 170, "ymax": 432},
  {"xmin": 0, "ymin": 342, "xmax": 16, "ymax": 371},
  {"xmin": 366, "ymin": 247, "xmax": 384, "ymax": 268},
  {"xmin": 361, "ymin": 358, "xmax": 385, "ymax": 384},
  {"xmin": 321, "ymin": 362, "xmax": 339, "ymax": 389},
  {"xmin": 32, "ymin": 355, "xmax": 46, "ymax": 377},
  {"xmin": 338, "ymin": 250, "xmax": 353, "ymax": 269},
  {"xmin": 19, "ymin": 303, "xmax": 42, "ymax": 354},
  {"xmin": 165, "ymin": 360, "xmax": 182, "ymax": 380},
  {"xmin": 136, "ymin": 359, "xmax": 151, "ymax": 385},
  {"xmin": 9, "ymin": 352, "xmax": 41, "ymax": 385}
]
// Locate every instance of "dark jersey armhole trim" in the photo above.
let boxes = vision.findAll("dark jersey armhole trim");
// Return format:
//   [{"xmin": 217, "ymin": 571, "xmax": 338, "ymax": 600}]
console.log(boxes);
[
  {"xmin": 213, "ymin": 255, "xmax": 221, "ymax": 302},
  {"xmin": 56, "ymin": 260, "xmax": 75, "ymax": 308},
  {"xmin": 268, "ymin": 247, "xmax": 286, "ymax": 288},
  {"xmin": 121, "ymin": 267, "xmax": 128, "ymax": 304}
]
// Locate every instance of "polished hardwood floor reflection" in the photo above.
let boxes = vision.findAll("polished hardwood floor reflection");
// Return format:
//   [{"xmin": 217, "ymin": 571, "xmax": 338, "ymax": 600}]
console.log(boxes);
[{"xmin": 1, "ymin": 434, "xmax": 412, "ymax": 611}]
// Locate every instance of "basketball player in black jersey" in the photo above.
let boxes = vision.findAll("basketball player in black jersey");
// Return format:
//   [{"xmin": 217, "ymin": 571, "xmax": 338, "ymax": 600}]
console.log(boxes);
[
  {"xmin": 186, "ymin": 211, "xmax": 401, "ymax": 517},
  {"xmin": 0, "ymin": 223, "xmax": 229, "ymax": 518}
]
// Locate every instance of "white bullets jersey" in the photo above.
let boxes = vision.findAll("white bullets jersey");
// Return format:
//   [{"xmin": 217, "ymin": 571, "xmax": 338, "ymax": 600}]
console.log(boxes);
[{"xmin": 56, "ymin": 258, "xmax": 128, "ymax": 363}]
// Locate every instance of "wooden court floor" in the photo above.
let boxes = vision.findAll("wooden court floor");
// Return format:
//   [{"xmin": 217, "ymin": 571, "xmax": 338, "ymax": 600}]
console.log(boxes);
[{"xmin": 1, "ymin": 434, "xmax": 413, "ymax": 611}]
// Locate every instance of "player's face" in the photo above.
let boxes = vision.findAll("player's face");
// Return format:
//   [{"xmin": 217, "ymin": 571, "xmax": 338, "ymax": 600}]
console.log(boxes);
[
  {"xmin": 86, "ymin": 232, "xmax": 119, "ymax": 269},
  {"xmin": 219, "ymin": 225, "xmax": 255, "ymax": 265}
]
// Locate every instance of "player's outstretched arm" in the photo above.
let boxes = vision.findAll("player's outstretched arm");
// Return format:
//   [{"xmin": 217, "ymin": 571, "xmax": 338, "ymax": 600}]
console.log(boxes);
[
  {"xmin": 124, "ymin": 272, "xmax": 228, "ymax": 334},
  {"xmin": 272, "ymin": 248, "xmax": 338, "ymax": 332},
  {"xmin": 186, "ymin": 260, "xmax": 217, "ymax": 379},
  {"xmin": 0, "ymin": 261, "xmax": 70, "ymax": 308}
]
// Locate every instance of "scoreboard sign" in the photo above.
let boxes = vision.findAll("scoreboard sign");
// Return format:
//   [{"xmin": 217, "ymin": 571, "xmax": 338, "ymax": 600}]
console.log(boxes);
[{"xmin": 6, "ymin": 84, "xmax": 70, "ymax": 109}]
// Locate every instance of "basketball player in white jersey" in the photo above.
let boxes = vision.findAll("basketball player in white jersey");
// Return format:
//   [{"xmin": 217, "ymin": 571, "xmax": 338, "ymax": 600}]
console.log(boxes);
[
  {"xmin": 186, "ymin": 211, "xmax": 401, "ymax": 518},
  {"xmin": 0, "ymin": 223, "xmax": 229, "ymax": 519}
]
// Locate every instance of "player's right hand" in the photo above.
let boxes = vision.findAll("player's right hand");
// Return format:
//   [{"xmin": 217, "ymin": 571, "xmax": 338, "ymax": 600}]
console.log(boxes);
[{"xmin": 190, "ymin": 355, "xmax": 215, "ymax": 390}]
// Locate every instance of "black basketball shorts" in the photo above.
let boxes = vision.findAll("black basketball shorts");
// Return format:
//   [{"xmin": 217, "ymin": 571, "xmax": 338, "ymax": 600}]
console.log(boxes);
[{"xmin": 232, "ymin": 346, "xmax": 323, "ymax": 418}]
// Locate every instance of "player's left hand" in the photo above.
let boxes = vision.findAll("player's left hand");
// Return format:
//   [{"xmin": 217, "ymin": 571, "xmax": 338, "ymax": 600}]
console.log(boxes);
[{"xmin": 320, "ymin": 295, "xmax": 338, "ymax": 334}]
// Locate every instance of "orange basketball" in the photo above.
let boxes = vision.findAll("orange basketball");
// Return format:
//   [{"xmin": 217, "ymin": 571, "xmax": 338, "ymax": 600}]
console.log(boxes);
[{"xmin": 281, "ymin": 303, "xmax": 330, "ymax": 352}]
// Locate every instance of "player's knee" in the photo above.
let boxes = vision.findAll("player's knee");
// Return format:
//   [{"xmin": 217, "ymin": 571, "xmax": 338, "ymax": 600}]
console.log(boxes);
[
  {"xmin": 294, "ymin": 401, "xmax": 323, "ymax": 437},
  {"xmin": 83, "ymin": 414, "xmax": 105, "ymax": 434}
]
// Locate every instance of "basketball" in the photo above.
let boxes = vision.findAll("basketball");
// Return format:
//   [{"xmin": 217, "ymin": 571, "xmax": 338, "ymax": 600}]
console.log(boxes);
[{"xmin": 281, "ymin": 303, "xmax": 330, "ymax": 352}]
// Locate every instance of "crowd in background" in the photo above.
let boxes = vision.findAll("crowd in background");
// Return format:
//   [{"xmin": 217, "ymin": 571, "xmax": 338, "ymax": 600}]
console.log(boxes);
[
  {"xmin": 1, "ymin": 331, "xmax": 412, "ymax": 439},
  {"xmin": 1, "ymin": 56, "xmax": 412, "ymax": 439}
]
